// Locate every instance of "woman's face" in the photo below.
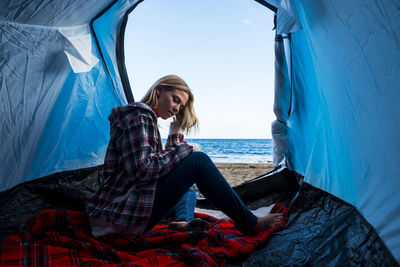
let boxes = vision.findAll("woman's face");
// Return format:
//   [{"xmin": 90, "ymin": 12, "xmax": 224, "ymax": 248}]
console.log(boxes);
[{"xmin": 154, "ymin": 87, "xmax": 189, "ymax": 119}]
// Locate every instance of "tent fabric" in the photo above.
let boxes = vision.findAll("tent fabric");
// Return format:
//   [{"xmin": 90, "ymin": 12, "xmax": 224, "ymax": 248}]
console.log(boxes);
[
  {"xmin": 59, "ymin": 25, "xmax": 100, "ymax": 73},
  {"xmin": 284, "ymin": 0, "xmax": 400, "ymax": 262},
  {"xmin": 91, "ymin": 0, "xmax": 133, "ymax": 102},
  {"xmin": 271, "ymin": 34, "xmax": 292, "ymax": 167},
  {"xmin": 0, "ymin": 1, "xmax": 109, "ymax": 26},
  {"xmin": 0, "ymin": 0, "xmax": 125, "ymax": 190},
  {"xmin": 268, "ymin": 0, "xmax": 302, "ymax": 34},
  {"xmin": 235, "ymin": 176, "xmax": 398, "ymax": 266}
]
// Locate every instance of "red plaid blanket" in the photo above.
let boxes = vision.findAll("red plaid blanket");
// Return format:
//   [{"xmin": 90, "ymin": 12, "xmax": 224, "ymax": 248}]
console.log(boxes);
[{"xmin": 0, "ymin": 203, "xmax": 286, "ymax": 266}]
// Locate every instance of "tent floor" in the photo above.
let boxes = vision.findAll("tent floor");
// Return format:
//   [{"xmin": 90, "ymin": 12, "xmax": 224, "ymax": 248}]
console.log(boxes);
[{"xmin": 0, "ymin": 166, "xmax": 397, "ymax": 266}]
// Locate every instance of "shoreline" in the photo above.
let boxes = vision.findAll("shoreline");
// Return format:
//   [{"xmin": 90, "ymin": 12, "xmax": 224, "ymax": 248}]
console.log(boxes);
[{"xmin": 215, "ymin": 163, "xmax": 274, "ymax": 187}]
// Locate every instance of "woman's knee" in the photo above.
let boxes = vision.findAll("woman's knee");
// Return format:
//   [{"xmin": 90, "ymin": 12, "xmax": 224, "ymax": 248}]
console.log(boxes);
[
  {"xmin": 190, "ymin": 151, "xmax": 214, "ymax": 168},
  {"xmin": 185, "ymin": 151, "xmax": 214, "ymax": 174},
  {"xmin": 190, "ymin": 151, "xmax": 209, "ymax": 160}
]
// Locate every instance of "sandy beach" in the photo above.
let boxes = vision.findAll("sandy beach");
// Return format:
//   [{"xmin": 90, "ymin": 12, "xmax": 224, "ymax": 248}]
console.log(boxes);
[{"xmin": 215, "ymin": 163, "xmax": 274, "ymax": 187}]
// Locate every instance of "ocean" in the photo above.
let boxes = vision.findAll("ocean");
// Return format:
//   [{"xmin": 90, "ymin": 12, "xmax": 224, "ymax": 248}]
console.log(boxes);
[{"xmin": 184, "ymin": 139, "xmax": 273, "ymax": 163}]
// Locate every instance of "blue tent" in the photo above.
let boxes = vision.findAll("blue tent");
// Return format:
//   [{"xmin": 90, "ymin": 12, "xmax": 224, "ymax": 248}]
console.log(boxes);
[{"xmin": 1, "ymin": 0, "xmax": 399, "ymax": 263}]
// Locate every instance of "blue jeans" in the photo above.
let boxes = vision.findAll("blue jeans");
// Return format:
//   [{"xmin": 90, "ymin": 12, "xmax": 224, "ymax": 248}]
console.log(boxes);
[
  {"xmin": 147, "ymin": 152, "xmax": 258, "ymax": 234},
  {"xmin": 169, "ymin": 187, "xmax": 196, "ymax": 221}
]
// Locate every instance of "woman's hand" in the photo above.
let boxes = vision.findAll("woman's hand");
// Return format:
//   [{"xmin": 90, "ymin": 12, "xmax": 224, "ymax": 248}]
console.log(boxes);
[{"xmin": 169, "ymin": 116, "xmax": 183, "ymax": 135}]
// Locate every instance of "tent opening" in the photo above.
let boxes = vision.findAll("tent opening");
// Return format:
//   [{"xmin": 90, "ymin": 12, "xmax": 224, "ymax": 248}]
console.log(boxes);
[{"xmin": 124, "ymin": 0, "xmax": 276, "ymax": 145}]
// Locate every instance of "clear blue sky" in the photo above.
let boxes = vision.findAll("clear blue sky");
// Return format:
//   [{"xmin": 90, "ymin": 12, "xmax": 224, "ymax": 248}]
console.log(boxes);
[{"xmin": 125, "ymin": 0, "xmax": 276, "ymax": 139}]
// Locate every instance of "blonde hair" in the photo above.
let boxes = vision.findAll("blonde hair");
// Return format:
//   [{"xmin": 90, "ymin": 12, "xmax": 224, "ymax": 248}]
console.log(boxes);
[{"xmin": 141, "ymin": 75, "xmax": 199, "ymax": 132}]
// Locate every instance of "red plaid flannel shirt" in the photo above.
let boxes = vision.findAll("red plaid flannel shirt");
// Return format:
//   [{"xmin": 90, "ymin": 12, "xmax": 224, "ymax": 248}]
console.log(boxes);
[{"xmin": 86, "ymin": 102, "xmax": 193, "ymax": 234}]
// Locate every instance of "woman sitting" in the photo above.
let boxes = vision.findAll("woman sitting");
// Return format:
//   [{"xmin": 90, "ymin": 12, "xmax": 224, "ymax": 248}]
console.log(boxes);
[{"xmin": 86, "ymin": 75, "xmax": 283, "ymax": 237}]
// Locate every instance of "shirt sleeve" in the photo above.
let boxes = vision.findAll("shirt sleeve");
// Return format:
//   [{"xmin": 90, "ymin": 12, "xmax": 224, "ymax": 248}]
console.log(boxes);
[
  {"xmin": 165, "ymin": 133, "xmax": 186, "ymax": 148},
  {"xmin": 118, "ymin": 114, "xmax": 193, "ymax": 184}
]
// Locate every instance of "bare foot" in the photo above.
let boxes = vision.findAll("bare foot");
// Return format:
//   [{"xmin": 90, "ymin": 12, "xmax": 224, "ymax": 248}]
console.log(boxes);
[{"xmin": 252, "ymin": 213, "xmax": 284, "ymax": 234}]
